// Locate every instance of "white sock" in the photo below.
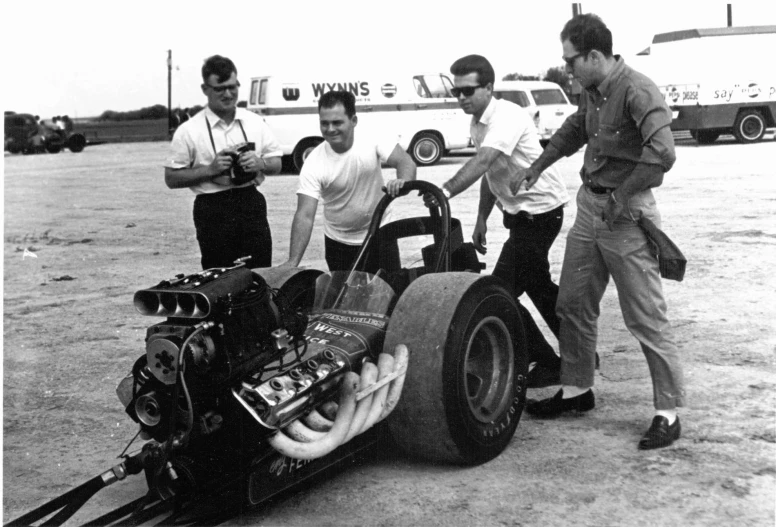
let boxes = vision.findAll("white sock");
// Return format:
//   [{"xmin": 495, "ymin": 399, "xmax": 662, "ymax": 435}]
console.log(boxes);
[
  {"xmin": 656, "ymin": 410, "xmax": 677, "ymax": 425},
  {"xmin": 561, "ymin": 385, "xmax": 590, "ymax": 399}
]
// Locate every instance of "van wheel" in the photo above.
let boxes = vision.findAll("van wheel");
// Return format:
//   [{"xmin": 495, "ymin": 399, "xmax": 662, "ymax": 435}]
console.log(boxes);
[
  {"xmin": 385, "ymin": 273, "xmax": 528, "ymax": 465},
  {"xmin": 409, "ymin": 132, "xmax": 443, "ymax": 166},
  {"xmin": 733, "ymin": 110, "xmax": 766, "ymax": 143},
  {"xmin": 292, "ymin": 138, "xmax": 323, "ymax": 173},
  {"xmin": 45, "ymin": 144, "xmax": 62, "ymax": 154}
]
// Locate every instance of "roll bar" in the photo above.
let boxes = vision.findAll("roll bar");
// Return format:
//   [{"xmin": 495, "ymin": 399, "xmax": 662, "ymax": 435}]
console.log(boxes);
[{"xmin": 349, "ymin": 180, "xmax": 452, "ymax": 277}]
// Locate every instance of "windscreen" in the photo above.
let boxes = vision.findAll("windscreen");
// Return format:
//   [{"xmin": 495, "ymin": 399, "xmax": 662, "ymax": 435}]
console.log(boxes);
[{"xmin": 312, "ymin": 271, "xmax": 396, "ymax": 316}]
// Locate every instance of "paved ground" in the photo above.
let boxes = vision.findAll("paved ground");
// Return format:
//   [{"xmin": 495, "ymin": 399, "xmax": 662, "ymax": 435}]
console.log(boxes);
[{"xmin": 3, "ymin": 135, "xmax": 775, "ymax": 526}]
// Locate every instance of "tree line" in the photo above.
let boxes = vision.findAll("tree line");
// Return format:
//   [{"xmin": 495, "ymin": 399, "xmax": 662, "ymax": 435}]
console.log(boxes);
[{"xmin": 98, "ymin": 104, "xmax": 204, "ymax": 122}]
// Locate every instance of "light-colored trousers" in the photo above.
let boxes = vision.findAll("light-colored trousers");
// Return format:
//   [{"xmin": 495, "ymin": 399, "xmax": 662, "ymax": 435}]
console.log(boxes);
[{"xmin": 557, "ymin": 186, "xmax": 686, "ymax": 410}]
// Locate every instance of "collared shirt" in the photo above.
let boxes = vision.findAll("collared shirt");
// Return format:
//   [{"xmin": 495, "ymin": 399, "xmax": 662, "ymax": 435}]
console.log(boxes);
[
  {"xmin": 549, "ymin": 56, "xmax": 676, "ymax": 189},
  {"xmin": 165, "ymin": 106, "xmax": 282, "ymax": 194},
  {"xmin": 472, "ymin": 97, "xmax": 568, "ymax": 215}
]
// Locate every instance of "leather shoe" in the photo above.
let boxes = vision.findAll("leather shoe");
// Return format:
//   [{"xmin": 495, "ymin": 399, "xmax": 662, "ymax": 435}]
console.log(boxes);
[
  {"xmin": 525, "ymin": 388, "xmax": 595, "ymax": 418},
  {"xmin": 526, "ymin": 363, "xmax": 561, "ymax": 388},
  {"xmin": 638, "ymin": 416, "xmax": 681, "ymax": 450}
]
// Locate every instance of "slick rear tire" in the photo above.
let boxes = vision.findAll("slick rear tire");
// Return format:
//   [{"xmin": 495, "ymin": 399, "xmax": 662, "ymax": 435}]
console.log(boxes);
[
  {"xmin": 733, "ymin": 110, "xmax": 766, "ymax": 143},
  {"xmin": 385, "ymin": 273, "xmax": 528, "ymax": 465}
]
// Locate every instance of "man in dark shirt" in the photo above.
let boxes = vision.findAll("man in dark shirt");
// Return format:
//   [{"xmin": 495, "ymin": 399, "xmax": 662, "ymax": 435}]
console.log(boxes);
[{"xmin": 513, "ymin": 14, "xmax": 686, "ymax": 450}]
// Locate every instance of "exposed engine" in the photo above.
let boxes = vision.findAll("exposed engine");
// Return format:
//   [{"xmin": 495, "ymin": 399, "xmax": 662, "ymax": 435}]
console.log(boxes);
[
  {"xmin": 7, "ymin": 181, "xmax": 525, "ymax": 527},
  {"xmin": 117, "ymin": 264, "xmax": 307, "ymax": 449}
]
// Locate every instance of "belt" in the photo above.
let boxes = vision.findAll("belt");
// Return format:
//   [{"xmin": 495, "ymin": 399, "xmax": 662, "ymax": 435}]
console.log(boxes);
[{"xmin": 585, "ymin": 185, "xmax": 615, "ymax": 195}]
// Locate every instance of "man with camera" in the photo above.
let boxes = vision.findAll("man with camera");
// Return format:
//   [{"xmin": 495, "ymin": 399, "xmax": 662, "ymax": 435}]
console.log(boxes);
[{"xmin": 165, "ymin": 55, "xmax": 282, "ymax": 270}]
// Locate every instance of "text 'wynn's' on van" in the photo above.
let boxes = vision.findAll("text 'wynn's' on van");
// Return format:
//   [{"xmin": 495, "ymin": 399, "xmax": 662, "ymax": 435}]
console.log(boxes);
[{"xmin": 247, "ymin": 73, "xmax": 471, "ymax": 172}]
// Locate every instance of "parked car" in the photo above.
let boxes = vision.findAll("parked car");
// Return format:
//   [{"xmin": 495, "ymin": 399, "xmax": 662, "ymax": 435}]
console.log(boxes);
[
  {"xmin": 492, "ymin": 81, "xmax": 577, "ymax": 146},
  {"xmin": 4, "ymin": 112, "xmax": 86, "ymax": 154}
]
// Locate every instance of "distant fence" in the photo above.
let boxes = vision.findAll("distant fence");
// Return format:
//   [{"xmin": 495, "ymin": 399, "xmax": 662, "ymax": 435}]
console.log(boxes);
[{"xmin": 74, "ymin": 118, "xmax": 169, "ymax": 144}]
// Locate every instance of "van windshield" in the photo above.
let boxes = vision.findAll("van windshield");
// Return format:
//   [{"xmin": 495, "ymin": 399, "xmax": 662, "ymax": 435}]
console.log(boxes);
[
  {"xmin": 415, "ymin": 74, "xmax": 453, "ymax": 98},
  {"xmin": 531, "ymin": 89, "xmax": 568, "ymax": 105}
]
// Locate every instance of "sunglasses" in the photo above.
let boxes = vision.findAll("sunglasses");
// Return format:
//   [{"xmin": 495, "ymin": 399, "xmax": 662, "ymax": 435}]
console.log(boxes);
[
  {"xmin": 562, "ymin": 52, "xmax": 585, "ymax": 67},
  {"xmin": 451, "ymin": 85, "xmax": 483, "ymax": 98},
  {"xmin": 206, "ymin": 81, "xmax": 241, "ymax": 94}
]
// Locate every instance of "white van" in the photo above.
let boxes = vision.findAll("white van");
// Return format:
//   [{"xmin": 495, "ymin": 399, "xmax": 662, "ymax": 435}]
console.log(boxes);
[
  {"xmin": 492, "ymin": 80, "xmax": 576, "ymax": 145},
  {"xmin": 247, "ymin": 73, "xmax": 471, "ymax": 171},
  {"xmin": 634, "ymin": 26, "xmax": 776, "ymax": 144}
]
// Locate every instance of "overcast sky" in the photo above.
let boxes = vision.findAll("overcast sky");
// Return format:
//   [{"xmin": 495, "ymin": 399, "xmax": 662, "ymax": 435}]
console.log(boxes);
[{"xmin": 2, "ymin": 1, "xmax": 774, "ymax": 118}]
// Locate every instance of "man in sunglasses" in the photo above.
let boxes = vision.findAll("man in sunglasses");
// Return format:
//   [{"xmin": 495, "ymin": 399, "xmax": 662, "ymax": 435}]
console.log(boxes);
[
  {"xmin": 439, "ymin": 54, "xmax": 570, "ymax": 389},
  {"xmin": 515, "ymin": 14, "xmax": 685, "ymax": 450},
  {"xmin": 165, "ymin": 55, "xmax": 282, "ymax": 270}
]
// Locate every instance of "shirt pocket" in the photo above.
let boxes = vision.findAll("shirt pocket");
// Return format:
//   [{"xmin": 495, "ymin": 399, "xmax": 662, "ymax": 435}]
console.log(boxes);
[{"xmin": 597, "ymin": 124, "xmax": 641, "ymax": 158}]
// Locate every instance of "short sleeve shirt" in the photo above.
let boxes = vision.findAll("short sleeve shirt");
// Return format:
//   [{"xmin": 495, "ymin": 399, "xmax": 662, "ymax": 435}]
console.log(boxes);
[
  {"xmin": 165, "ymin": 107, "xmax": 282, "ymax": 194},
  {"xmin": 472, "ymin": 98, "xmax": 569, "ymax": 215},
  {"xmin": 298, "ymin": 136, "xmax": 396, "ymax": 244}
]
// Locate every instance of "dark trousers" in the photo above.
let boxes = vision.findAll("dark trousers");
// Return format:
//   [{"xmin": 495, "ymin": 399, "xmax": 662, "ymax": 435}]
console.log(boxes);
[
  {"xmin": 492, "ymin": 205, "xmax": 564, "ymax": 367},
  {"xmin": 193, "ymin": 186, "xmax": 271, "ymax": 270},
  {"xmin": 324, "ymin": 236, "xmax": 398, "ymax": 274}
]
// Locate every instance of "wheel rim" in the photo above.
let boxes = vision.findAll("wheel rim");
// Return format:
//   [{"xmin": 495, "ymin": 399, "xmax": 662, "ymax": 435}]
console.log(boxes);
[
  {"xmin": 740, "ymin": 115, "xmax": 763, "ymax": 140},
  {"xmin": 413, "ymin": 137, "xmax": 440, "ymax": 164},
  {"xmin": 464, "ymin": 315, "xmax": 514, "ymax": 423}
]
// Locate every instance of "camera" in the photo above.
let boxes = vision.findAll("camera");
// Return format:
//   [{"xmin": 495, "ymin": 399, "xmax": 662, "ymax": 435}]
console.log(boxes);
[{"xmin": 227, "ymin": 142, "xmax": 256, "ymax": 185}]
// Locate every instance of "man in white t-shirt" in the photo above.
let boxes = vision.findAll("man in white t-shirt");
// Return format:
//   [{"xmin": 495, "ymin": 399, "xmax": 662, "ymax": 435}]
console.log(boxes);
[
  {"xmin": 439, "ymin": 54, "xmax": 571, "ymax": 388},
  {"xmin": 282, "ymin": 90, "xmax": 416, "ymax": 272}
]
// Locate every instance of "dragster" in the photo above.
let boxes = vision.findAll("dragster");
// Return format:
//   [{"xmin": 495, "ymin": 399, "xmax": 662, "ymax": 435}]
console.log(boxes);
[{"xmin": 6, "ymin": 181, "xmax": 529, "ymax": 526}]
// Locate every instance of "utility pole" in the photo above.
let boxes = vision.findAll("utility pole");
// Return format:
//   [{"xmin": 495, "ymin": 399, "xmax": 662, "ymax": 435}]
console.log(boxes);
[
  {"xmin": 167, "ymin": 50, "xmax": 173, "ymax": 139},
  {"xmin": 727, "ymin": 4, "xmax": 733, "ymax": 27},
  {"xmin": 572, "ymin": 3, "xmax": 582, "ymax": 17}
]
